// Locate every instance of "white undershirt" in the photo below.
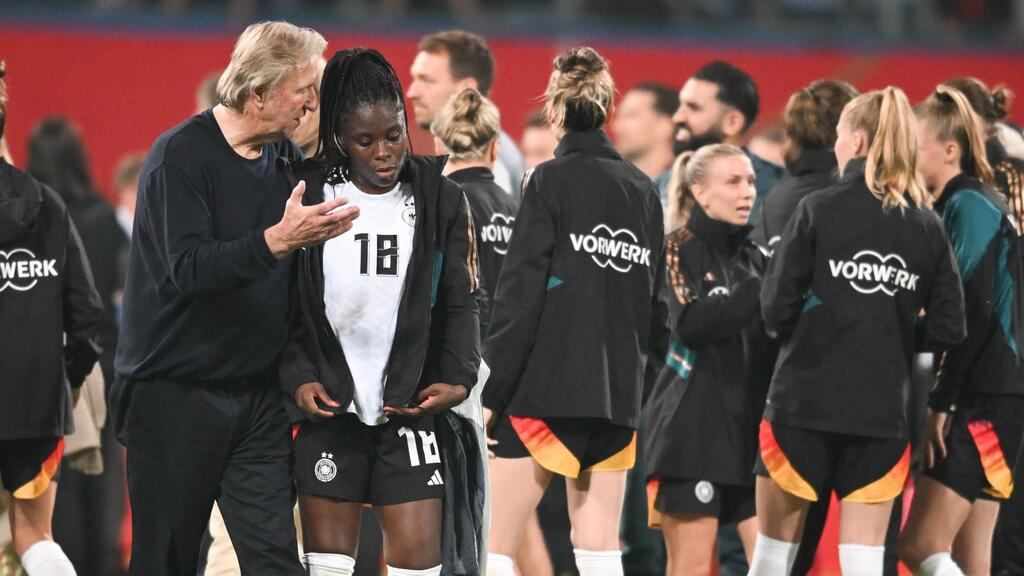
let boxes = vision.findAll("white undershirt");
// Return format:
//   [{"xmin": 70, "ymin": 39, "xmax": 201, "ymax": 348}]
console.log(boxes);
[{"xmin": 322, "ymin": 180, "xmax": 416, "ymax": 425}]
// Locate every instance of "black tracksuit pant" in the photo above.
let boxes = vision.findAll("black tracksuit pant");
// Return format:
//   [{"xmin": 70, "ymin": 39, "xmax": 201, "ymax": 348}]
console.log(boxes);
[{"xmin": 122, "ymin": 376, "xmax": 301, "ymax": 576}]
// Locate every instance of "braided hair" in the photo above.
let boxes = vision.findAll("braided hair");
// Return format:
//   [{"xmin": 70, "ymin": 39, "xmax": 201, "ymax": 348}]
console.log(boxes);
[{"xmin": 315, "ymin": 48, "xmax": 410, "ymax": 184}]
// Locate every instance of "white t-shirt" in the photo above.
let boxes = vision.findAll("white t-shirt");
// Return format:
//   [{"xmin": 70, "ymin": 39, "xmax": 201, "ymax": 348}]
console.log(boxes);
[{"xmin": 322, "ymin": 180, "xmax": 416, "ymax": 425}]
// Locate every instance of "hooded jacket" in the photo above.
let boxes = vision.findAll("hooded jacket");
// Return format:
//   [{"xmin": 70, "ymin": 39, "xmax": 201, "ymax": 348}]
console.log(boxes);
[
  {"xmin": 761, "ymin": 158, "xmax": 966, "ymax": 439},
  {"xmin": 930, "ymin": 173, "xmax": 1024, "ymax": 410},
  {"xmin": 750, "ymin": 149, "xmax": 837, "ymax": 252},
  {"xmin": 482, "ymin": 130, "xmax": 667, "ymax": 428},
  {"xmin": 448, "ymin": 167, "xmax": 519, "ymax": 338},
  {"xmin": 278, "ymin": 155, "xmax": 481, "ymax": 422},
  {"xmin": 0, "ymin": 158, "xmax": 103, "ymax": 438},
  {"xmin": 644, "ymin": 206, "xmax": 774, "ymax": 485}
]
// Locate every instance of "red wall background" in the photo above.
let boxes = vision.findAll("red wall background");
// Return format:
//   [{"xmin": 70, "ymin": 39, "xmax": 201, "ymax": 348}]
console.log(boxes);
[{"xmin": 1, "ymin": 24, "xmax": 1022, "ymax": 199}]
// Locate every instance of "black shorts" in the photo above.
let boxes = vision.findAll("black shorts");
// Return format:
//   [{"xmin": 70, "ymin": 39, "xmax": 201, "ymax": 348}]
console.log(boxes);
[
  {"xmin": 293, "ymin": 414, "xmax": 444, "ymax": 506},
  {"xmin": 755, "ymin": 420, "xmax": 909, "ymax": 503},
  {"xmin": 0, "ymin": 437, "xmax": 64, "ymax": 499},
  {"xmin": 490, "ymin": 415, "xmax": 636, "ymax": 478},
  {"xmin": 923, "ymin": 399, "xmax": 1024, "ymax": 502},
  {"xmin": 646, "ymin": 477, "xmax": 755, "ymax": 528}
]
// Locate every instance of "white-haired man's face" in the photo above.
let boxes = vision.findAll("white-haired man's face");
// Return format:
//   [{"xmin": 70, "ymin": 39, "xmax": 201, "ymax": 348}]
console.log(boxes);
[{"xmin": 253, "ymin": 60, "xmax": 320, "ymax": 140}]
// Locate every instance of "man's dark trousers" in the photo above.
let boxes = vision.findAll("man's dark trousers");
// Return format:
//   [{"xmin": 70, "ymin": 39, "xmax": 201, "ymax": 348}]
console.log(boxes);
[{"xmin": 122, "ymin": 375, "xmax": 301, "ymax": 575}]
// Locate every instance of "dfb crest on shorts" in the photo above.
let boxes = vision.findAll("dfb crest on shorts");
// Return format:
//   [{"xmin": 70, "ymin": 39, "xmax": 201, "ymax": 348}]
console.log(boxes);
[
  {"xmin": 695, "ymin": 480, "xmax": 714, "ymax": 504},
  {"xmin": 315, "ymin": 452, "xmax": 337, "ymax": 482}
]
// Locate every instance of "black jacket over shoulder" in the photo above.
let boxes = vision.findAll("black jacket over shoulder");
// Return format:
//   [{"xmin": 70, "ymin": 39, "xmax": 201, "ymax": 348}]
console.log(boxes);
[
  {"xmin": 448, "ymin": 167, "xmax": 519, "ymax": 337},
  {"xmin": 0, "ymin": 158, "xmax": 103, "ymax": 438},
  {"xmin": 644, "ymin": 207, "xmax": 774, "ymax": 485},
  {"xmin": 750, "ymin": 149, "xmax": 837, "ymax": 251},
  {"xmin": 279, "ymin": 155, "xmax": 481, "ymax": 422},
  {"xmin": 482, "ymin": 130, "xmax": 667, "ymax": 428},
  {"xmin": 930, "ymin": 173, "xmax": 1024, "ymax": 410},
  {"xmin": 761, "ymin": 158, "xmax": 966, "ymax": 439}
]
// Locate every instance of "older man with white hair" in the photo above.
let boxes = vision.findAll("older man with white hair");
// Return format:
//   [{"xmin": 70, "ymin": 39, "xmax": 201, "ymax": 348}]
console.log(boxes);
[{"xmin": 112, "ymin": 21, "xmax": 358, "ymax": 576}]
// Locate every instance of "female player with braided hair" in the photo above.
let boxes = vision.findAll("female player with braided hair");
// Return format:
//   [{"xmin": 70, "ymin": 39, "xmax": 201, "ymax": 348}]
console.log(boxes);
[
  {"xmin": 279, "ymin": 47, "xmax": 480, "ymax": 576},
  {"xmin": 897, "ymin": 85, "xmax": 1024, "ymax": 576}
]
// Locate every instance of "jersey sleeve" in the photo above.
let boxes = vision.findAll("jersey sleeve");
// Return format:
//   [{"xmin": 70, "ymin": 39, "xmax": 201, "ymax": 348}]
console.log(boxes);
[
  {"xmin": 482, "ymin": 168, "xmax": 557, "ymax": 413},
  {"xmin": 62, "ymin": 207, "xmax": 104, "ymax": 388},
  {"xmin": 139, "ymin": 161, "xmax": 280, "ymax": 298},
  {"xmin": 434, "ymin": 188, "xmax": 482, "ymax": 390},
  {"xmin": 761, "ymin": 198, "xmax": 816, "ymax": 340}
]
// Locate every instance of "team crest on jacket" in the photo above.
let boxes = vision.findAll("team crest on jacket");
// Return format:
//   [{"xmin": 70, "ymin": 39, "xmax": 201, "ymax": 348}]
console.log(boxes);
[
  {"xmin": 315, "ymin": 452, "xmax": 337, "ymax": 482},
  {"xmin": 0, "ymin": 248, "xmax": 59, "ymax": 292},
  {"xmin": 570, "ymin": 224, "xmax": 651, "ymax": 273},
  {"xmin": 828, "ymin": 250, "xmax": 920, "ymax": 296},
  {"xmin": 402, "ymin": 201, "xmax": 416, "ymax": 227},
  {"xmin": 480, "ymin": 213, "xmax": 515, "ymax": 255}
]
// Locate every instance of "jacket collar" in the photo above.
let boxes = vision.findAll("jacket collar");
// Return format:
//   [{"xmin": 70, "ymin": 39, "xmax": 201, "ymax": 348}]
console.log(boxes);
[
  {"xmin": 0, "ymin": 158, "xmax": 44, "ymax": 244},
  {"xmin": 986, "ymin": 137, "xmax": 1008, "ymax": 166},
  {"xmin": 787, "ymin": 149, "xmax": 837, "ymax": 177},
  {"xmin": 554, "ymin": 130, "xmax": 620, "ymax": 160},
  {"xmin": 934, "ymin": 172, "xmax": 985, "ymax": 214},
  {"xmin": 839, "ymin": 156, "xmax": 867, "ymax": 185},
  {"xmin": 686, "ymin": 204, "xmax": 750, "ymax": 253},
  {"xmin": 447, "ymin": 166, "xmax": 495, "ymax": 185}
]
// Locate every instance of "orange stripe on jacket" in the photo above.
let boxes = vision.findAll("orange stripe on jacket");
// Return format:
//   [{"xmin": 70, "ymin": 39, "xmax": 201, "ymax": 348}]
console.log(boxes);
[
  {"xmin": 968, "ymin": 421, "xmax": 1015, "ymax": 499},
  {"xmin": 13, "ymin": 438, "xmax": 65, "ymax": 500},
  {"xmin": 844, "ymin": 444, "xmax": 910, "ymax": 503},
  {"xmin": 510, "ymin": 416, "xmax": 581, "ymax": 478},
  {"xmin": 759, "ymin": 420, "xmax": 818, "ymax": 502}
]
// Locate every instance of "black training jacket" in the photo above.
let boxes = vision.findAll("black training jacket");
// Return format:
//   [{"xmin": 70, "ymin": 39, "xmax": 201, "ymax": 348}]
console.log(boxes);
[
  {"xmin": 0, "ymin": 158, "xmax": 103, "ymax": 439},
  {"xmin": 482, "ymin": 129, "xmax": 667, "ymax": 428},
  {"xmin": 930, "ymin": 173, "xmax": 1024, "ymax": 410},
  {"xmin": 750, "ymin": 149, "xmax": 837, "ymax": 252},
  {"xmin": 448, "ymin": 167, "xmax": 519, "ymax": 338},
  {"xmin": 761, "ymin": 158, "xmax": 966, "ymax": 439},
  {"xmin": 279, "ymin": 155, "xmax": 481, "ymax": 422},
  {"xmin": 644, "ymin": 206, "xmax": 774, "ymax": 485}
]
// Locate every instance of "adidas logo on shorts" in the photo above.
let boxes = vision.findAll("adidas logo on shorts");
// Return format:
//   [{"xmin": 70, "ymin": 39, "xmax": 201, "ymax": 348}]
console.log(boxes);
[{"xmin": 427, "ymin": 469, "xmax": 444, "ymax": 486}]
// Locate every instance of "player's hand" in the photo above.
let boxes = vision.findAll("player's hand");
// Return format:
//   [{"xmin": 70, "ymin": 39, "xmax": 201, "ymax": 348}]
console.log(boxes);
[
  {"xmin": 484, "ymin": 408, "xmax": 499, "ymax": 458},
  {"xmin": 384, "ymin": 383, "xmax": 469, "ymax": 417},
  {"xmin": 921, "ymin": 408, "xmax": 952, "ymax": 469},
  {"xmin": 265, "ymin": 180, "xmax": 360, "ymax": 259},
  {"xmin": 295, "ymin": 382, "xmax": 340, "ymax": 421}
]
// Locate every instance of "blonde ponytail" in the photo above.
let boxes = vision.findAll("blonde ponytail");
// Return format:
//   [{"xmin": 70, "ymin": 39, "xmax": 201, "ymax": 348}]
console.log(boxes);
[
  {"xmin": 916, "ymin": 85, "xmax": 995, "ymax": 186},
  {"xmin": 665, "ymin": 144, "xmax": 747, "ymax": 230},
  {"xmin": 845, "ymin": 87, "xmax": 929, "ymax": 211}
]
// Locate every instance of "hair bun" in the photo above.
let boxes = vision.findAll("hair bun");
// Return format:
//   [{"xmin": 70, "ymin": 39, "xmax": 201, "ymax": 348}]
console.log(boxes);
[
  {"xmin": 992, "ymin": 85, "xmax": 1014, "ymax": 120},
  {"xmin": 553, "ymin": 47, "xmax": 606, "ymax": 80},
  {"xmin": 452, "ymin": 88, "xmax": 483, "ymax": 121}
]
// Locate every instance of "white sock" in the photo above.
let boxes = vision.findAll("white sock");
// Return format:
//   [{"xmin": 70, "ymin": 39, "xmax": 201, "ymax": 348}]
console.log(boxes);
[
  {"xmin": 304, "ymin": 552, "xmax": 356, "ymax": 576},
  {"xmin": 487, "ymin": 552, "xmax": 516, "ymax": 576},
  {"xmin": 748, "ymin": 533, "xmax": 800, "ymax": 576},
  {"xmin": 914, "ymin": 552, "xmax": 965, "ymax": 576},
  {"xmin": 839, "ymin": 543, "xmax": 885, "ymax": 576},
  {"xmin": 386, "ymin": 565, "xmax": 441, "ymax": 576},
  {"xmin": 19, "ymin": 540, "xmax": 76, "ymax": 576},
  {"xmin": 573, "ymin": 549, "xmax": 623, "ymax": 576}
]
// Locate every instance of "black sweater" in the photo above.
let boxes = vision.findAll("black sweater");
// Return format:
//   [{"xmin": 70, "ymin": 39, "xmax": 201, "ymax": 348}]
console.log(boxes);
[
  {"xmin": 644, "ymin": 207, "xmax": 773, "ymax": 485},
  {"xmin": 115, "ymin": 110, "xmax": 302, "ymax": 382},
  {"xmin": 930, "ymin": 173, "xmax": 1024, "ymax": 410},
  {"xmin": 750, "ymin": 149, "xmax": 837, "ymax": 251},
  {"xmin": 0, "ymin": 159, "xmax": 103, "ymax": 438},
  {"xmin": 761, "ymin": 158, "xmax": 966, "ymax": 439},
  {"xmin": 278, "ymin": 155, "xmax": 481, "ymax": 422},
  {"xmin": 448, "ymin": 167, "xmax": 519, "ymax": 337},
  {"xmin": 482, "ymin": 130, "xmax": 667, "ymax": 428}
]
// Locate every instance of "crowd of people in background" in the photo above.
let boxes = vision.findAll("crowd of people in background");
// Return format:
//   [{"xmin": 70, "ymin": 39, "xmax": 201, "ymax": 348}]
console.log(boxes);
[{"xmin": 1, "ymin": 16, "xmax": 1024, "ymax": 576}]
